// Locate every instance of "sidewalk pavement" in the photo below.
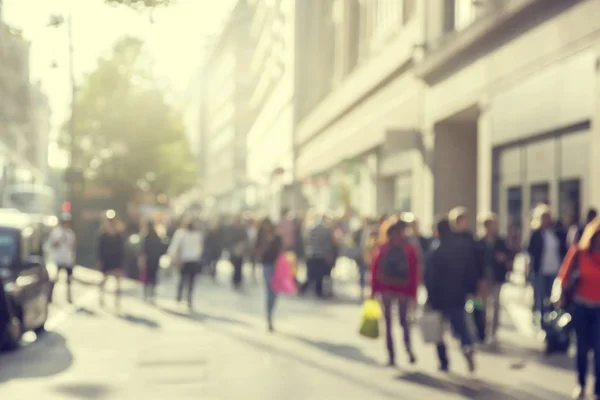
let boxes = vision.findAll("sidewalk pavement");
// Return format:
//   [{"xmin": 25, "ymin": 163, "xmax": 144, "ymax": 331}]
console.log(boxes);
[
  {"xmin": 330, "ymin": 255, "xmax": 538, "ymax": 338},
  {"xmin": 59, "ymin": 255, "xmax": 538, "ymax": 339}
]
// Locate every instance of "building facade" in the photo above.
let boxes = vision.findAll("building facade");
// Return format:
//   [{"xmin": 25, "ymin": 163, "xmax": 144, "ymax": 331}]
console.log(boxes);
[
  {"xmin": 200, "ymin": 0, "xmax": 254, "ymax": 214},
  {"xmin": 0, "ymin": 21, "xmax": 47, "ymax": 193},
  {"xmin": 244, "ymin": 0, "xmax": 297, "ymax": 220},
  {"xmin": 295, "ymin": 0, "xmax": 420, "ymax": 217},
  {"xmin": 27, "ymin": 82, "xmax": 51, "ymax": 181},
  {"xmin": 291, "ymin": 0, "xmax": 600, "ymax": 241}
]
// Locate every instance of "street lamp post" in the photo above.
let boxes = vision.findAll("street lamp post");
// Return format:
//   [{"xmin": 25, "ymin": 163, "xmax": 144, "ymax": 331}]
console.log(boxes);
[{"xmin": 49, "ymin": 10, "xmax": 79, "ymax": 223}]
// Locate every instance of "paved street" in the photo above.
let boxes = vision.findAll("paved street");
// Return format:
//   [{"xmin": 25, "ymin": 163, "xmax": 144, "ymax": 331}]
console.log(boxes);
[{"xmin": 0, "ymin": 263, "xmax": 576, "ymax": 399}]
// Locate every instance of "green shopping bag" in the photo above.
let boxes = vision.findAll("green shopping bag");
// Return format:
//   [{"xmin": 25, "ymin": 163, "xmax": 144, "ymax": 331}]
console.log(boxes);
[{"xmin": 359, "ymin": 299, "xmax": 382, "ymax": 339}]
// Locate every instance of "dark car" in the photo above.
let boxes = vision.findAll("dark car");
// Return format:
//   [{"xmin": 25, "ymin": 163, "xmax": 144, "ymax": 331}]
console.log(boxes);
[{"xmin": 0, "ymin": 211, "xmax": 53, "ymax": 350}]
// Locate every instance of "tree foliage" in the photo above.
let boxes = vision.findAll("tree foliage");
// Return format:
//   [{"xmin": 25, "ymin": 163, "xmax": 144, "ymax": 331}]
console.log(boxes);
[
  {"xmin": 104, "ymin": 0, "xmax": 172, "ymax": 9},
  {"xmin": 63, "ymin": 35, "xmax": 197, "ymax": 203}
]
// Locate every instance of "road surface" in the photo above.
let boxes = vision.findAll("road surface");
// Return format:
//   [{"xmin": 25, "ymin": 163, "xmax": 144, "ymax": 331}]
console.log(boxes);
[{"xmin": 0, "ymin": 263, "xmax": 576, "ymax": 399}]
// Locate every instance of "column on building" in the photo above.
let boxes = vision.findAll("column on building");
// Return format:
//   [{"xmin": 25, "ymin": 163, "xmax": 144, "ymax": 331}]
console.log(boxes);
[
  {"xmin": 477, "ymin": 97, "xmax": 493, "ymax": 216},
  {"xmin": 420, "ymin": 127, "xmax": 435, "ymax": 233},
  {"xmin": 591, "ymin": 51, "xmax": 600, "ymax": 206}
]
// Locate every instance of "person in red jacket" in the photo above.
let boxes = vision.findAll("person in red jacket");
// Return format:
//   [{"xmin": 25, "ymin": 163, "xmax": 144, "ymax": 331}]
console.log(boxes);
[{"xmin": 371, "ymin": 219, "xmax": 419, "ymax": 367}]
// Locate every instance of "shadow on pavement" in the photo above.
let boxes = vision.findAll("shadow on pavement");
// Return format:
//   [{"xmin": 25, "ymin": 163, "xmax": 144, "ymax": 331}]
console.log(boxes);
[
  {"xmin": 396, "ymin": 372, "xmax": 566, "ymax": 400},
  {"xmin": 76, "ymin": 307, "xmax": 98, "ymax": 316},
  {"xmin": 215, "ymin": 329, "xmax": 402, "ymax": 399},
  {"xmin": 0, "ymin": 332, "xmax": 73, "ymax": 383},
  {"xmin": 159, "ymin": 306, "xmax": 251, "ymax": 327},
  {"xmin": 118, "ymin": 313, "xmax": 160, "ymax": 329},
  {"xmin": 480, "ymin": 342, "xmax": 572, "ymax": 372},
  {"xmin": 283, "ymin": 333, "xmax": 379, "ymax": 366},
  {"xmin": 52, "ymin": 383, "xmax": 114, "ymax": 399}
]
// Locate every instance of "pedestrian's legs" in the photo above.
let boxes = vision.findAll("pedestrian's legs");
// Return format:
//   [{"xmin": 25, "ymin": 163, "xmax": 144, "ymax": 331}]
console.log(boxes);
[
  {"xmin": 357, "ymin": 258, "xmax": 366, "ymax": 299},
  {"xmin": 573, "ymin": 303, "xmax": 592, "ymax": 393},
  {"xmin": 531, "ymin": 272, "xmax": 541, "ymax": 314},
  {"xmin": 446, "ymin": 307, "xmax": 475, "ymax": 372},
  {"xmin": 315, "ymin": 258, "xmax": 326, "ymax": 298},
  {"xmin": 398, "ymin": 296, "xmax": 416, "ymax": 363},
  {"xmin": 114, "ymin": 270, "xmax": 122, "ymax": 310},
  {"xmin": 591, "ymin": 307, "xmax": 600, "ymax": 396},
  {"xmin": 382, "ymin": 293, "xmax": 395, "ymax": 365},
  {"xmin": 231, "ymin": 256, "xmax": 243, "ymax": 288},
  {"xmin": 187, "ymin": 264, "xmax": 197, "ymax": 308},
  {"xmin": 539, "ymin": 274, "xmax": 556, "ymax": 310},
  {"xmin": 490, "ymin": 282, "xmax": 503, "ymax": 339},
  {"xmin": 63, "ymin": 265, "xmax": 73, "ymax": 304},
  {"xmin": 99, "ymin": 272, "xmax": 107, "ymax": 307},
  {"xmin": 263, "ymin": 264, "xmax": 277, "ymax": 331},
  {"xmin": 436, "ymin": 342, "xmax": 449, "ymax": 371},
  {"xmin": 176, "ymin": 267, "xmax": 186, "ymax": 302}
]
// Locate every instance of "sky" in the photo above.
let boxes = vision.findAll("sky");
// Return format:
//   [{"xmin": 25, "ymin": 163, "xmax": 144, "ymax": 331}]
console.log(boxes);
[{"xmin": 2, "ymin": 0, "xmax": 236, "ymax": 168}]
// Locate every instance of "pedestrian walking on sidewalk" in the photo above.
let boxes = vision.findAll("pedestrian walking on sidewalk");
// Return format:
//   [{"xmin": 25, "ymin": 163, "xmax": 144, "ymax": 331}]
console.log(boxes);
[
  {"xmin": 476, "ymin": 212, "xmax": 513, "ymax": 343},
  {"xmin": 226, "ymin": 217, "xmax": 249, "ymax": 290},
  {"xmin": 527, "ymin": 205, "xmax": 568, "ymax": 321},
  {"xmin": 168, "ymin": 219, "xmax": 203, "ymax": 310},
  {"xmin": 97, "ymin": 210, "xmax": 126, "ymax": 310},
  {"xmin": 301, "ymin": 215, "xmax": 335, "ymax": 298},
  {"xmin": 46, "ymin": 213, "xmax": 76, "ymax": 303},
  {"xmin": 139, "ymin": 220, "xmax": 167, "ymax": 304},
  {"xmin": 425, "ymin": 217, "xmax": 477, "ymax": 373},
  {"xmin": 255, "ymin": 218, "xmax": 282, "ymax": 332},
  {"xmin": 449, "ymin": 207, "xmax": 484, "ymax": 342},
  {"xmin": 370, "ymin": 219, "xmax": 419, "ymax": 367},
  {"xmin": 556, "ymin": 217, "xmax": 600, "ymax": 400}
]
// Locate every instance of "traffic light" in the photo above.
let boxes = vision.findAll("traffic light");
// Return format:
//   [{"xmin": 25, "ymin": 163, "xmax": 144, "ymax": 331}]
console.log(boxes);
[{"xmin": 61, "ymin": 201, "xmax": 72, "ymax": 212}]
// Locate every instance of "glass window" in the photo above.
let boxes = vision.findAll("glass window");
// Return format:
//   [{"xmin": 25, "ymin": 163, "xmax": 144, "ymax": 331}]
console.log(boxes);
[
  {"xmin": 0, "ymin": 230, "xmax": 17, "ymax": 267},
  {"xmin": 403, "ymin": 0, "xmax": 416, "ymax": 23},
  {"xmin": 506, "ymin": 187, "xmax": 523, "ymax": 252},
  {"xmin": 559, "ymin": 179, "xmax": 581, "ymax": 228},
  {"xmin": 393, "ymin": 173, "xmax": 412, "ymax": 213},
  {"xmin": 454, "ymin": 0, "xmax": 476, "ymax": 31},
  {"xmin": 530, "ymin": 182, "xmax": 550, "ymax": 210}
]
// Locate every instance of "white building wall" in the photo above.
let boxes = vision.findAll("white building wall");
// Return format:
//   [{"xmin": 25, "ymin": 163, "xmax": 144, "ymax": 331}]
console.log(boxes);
[{"xmin": 420, "ymin": 1, "xmax": 600, "ymax": 233}]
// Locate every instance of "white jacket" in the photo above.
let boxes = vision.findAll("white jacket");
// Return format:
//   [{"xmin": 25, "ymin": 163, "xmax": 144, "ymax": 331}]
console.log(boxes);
[{"xmin": 167, "ymin": 228, "xmax": 203, "ymax": 263}]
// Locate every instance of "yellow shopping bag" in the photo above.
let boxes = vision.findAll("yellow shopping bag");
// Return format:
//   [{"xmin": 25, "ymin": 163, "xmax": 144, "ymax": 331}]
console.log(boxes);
[{"xmin": 359, "ymin": 299, "xmax": 382, "ymax": 339}]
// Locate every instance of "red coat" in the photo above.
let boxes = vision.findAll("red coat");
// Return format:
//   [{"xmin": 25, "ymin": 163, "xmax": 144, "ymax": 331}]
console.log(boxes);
[{"xmin": 370, "ymin": 239, "xmax": 419, "ymax": 299}]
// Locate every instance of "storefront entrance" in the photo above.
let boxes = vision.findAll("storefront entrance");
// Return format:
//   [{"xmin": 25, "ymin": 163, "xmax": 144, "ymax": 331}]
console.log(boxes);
[{"xmin": 493, "ymin": 128, "xmax": 589, "ymax": 248}]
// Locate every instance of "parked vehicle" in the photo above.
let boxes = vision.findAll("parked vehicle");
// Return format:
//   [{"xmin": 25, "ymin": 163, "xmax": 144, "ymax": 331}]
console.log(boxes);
[{"xmin": 0, "ymin": 211, "xmax": 53, "ymax": 350}]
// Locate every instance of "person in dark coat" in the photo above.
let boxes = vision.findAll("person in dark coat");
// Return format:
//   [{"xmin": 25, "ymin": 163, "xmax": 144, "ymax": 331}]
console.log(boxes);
[
  {"xmin": 425, "ymin": 217, "xmax": 477, "ymax": 373},
  {"xmin": 527, "ymin": 205, "xmax": 568, "ymax": 316},
  {"xmin": 140, "ymin": 220, "xmax": 167, "ymax": 303},
  {"xmin": 97, "ymin": 211, "xmax": 126, "ymax": 309},
  {"xmin": 226, "ymin": 217, "xmax": 249, "ymax": 289}
]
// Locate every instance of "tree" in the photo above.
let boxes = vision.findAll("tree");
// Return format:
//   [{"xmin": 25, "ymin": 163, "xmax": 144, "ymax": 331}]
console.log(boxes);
[
  {"xmin": 104, "ymin": 0, "xmax": 172, "ymax": 9},
  {"xmin": 61, "ymin": 35, "xmax": 197, "ymax": 208}
]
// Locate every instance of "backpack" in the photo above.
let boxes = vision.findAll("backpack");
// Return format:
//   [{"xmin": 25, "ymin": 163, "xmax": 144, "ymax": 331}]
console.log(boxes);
[{"xmin": 379, "ymin": 244, "xmax": 410, "ymax": 285}]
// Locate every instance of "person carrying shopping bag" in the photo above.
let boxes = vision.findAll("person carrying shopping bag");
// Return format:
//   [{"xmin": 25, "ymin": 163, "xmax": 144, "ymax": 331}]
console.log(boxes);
[
  {"xmin": 370, "ymin": 219, "xmax": 419, "ymax": 367},
  {"xmin": 425, "ymin": 217, "xmax": 477, "ymax": 373},
  {"xmin": 255, "ymin": 218, "xmax": 283, "ymax": 332}
]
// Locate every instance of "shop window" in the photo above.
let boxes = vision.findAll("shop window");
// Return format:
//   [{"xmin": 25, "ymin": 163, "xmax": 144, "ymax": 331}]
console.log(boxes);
[
  {"xmin": 530, "ymin": 182, "xmax": 550, "ymax": 210},
  {"xmin": 506, "ymin": 187, "xmax": 522, "ymax": 252},
  {"xmin": 393, "ymin": 174, "xmax": 412, "ymax": 213},
  {"xmin": 559, "ymin": 179, "xmax": 581, "ymax": 228}
]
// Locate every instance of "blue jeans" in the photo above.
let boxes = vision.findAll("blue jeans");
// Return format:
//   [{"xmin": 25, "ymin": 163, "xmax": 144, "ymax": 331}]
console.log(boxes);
[
  {"xmin": 572, "ymin": 302, "xmax": 600, "ymax": 394},
  {"xmin": 534, "ymin": 273, "xmax": 557, "ymax": 313},
  {"xmin": 262, "ymin": 264, "xmax": 277, "ymax": 322},
  {"xmin": 443, "ymin": 307, "xmax": 474, "ymax": 349}
]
